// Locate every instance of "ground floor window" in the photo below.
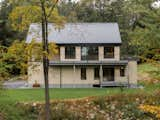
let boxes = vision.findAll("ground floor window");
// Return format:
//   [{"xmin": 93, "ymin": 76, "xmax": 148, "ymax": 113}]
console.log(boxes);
[
  {"xmin": 120, "ymin": 67, "xmax": 125, "ymax": 77},
  {"xmin": 81, "ymin": 68, "xmax": 86, "ymax": 80},
  {"xmin": 94, "ymin": 67, "xmax": 99, "ymax": 80}
]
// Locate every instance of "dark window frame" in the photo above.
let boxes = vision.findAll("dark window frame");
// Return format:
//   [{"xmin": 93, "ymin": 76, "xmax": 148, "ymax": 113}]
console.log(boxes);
[
  {"xmin": 65, "ymin": 46, "xmax": 76, "ymax": 59},
  {"xmin": 81, "ymin": 46, "xmax": 98, "ymax": 60},
  {"xmin": 94, "ymin": 67, "xmax": 100, "ymax": 80},
  {"xmin": 104, "ymin": 46, "xmax": 114, "ymax": 58},
  {"xmin": 81, "ymin": 68, "xmax": 86, "ymax": 80}
]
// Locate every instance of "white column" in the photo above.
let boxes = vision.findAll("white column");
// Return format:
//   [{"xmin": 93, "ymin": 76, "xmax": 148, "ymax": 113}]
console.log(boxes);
[
  {"xmin": 73, "ymin": 65, "xmax": 76, "ymax": 88},
  {"xmin": 100, "ymin": 65, "xmax": 103, "ymax": 87}
]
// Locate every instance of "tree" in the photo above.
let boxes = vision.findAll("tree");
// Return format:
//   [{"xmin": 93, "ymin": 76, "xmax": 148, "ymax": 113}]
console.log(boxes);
[
  {"xmin": 9, "ymin": 0, "xmax": 65, "ymax": 119},
  {"xmin": 123, "ymin": 0, "xmax": 160, "ymax": 61},
  {"xmin": 0, "ymin": 0, "xmax": 27, "ymax": 46}
]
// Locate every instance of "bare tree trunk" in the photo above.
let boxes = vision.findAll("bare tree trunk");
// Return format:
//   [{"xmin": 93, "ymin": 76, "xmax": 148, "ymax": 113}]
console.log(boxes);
[
  {"xmin": 41, "ymin": 1, "xmax": 50, "ymax": 120},
  {"xmin": 40, "ymin": 0, "xmax": 59, "ymax": 119}
]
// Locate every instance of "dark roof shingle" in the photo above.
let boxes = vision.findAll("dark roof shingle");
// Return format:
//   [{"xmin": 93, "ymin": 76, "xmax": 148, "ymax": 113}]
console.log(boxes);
[{"xmin": 26, "ymin": 23, "xmax": 122, "ymax": 44}]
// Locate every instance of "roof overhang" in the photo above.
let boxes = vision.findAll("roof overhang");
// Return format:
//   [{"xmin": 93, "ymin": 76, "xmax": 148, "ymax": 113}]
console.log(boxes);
[
  {"xmin": 49, "ymin": 60, "xmax": 128, "ymax": 66},
  {"xmin": 56, "ymin": 43, "xmax": 122, "ymax": 46}
]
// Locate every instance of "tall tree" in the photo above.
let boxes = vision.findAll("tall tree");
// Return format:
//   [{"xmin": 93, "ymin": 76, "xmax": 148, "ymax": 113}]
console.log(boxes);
[{"xmin": 9, "ymin": 0, "xmax": 65, "ymax": 119}]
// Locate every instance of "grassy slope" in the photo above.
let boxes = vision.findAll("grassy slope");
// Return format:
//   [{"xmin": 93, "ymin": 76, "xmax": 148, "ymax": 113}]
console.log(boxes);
[{"xmin": 138, "ymin": 63, "xmax": 160, "ymax": 80}]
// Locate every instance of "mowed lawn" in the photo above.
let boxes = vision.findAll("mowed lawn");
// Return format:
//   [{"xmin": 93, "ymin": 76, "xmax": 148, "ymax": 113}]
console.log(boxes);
[
  {"xmin": 1, "ymin": 88, "xmax": 132, "ymax": 102},
  {"xmin": 1, "ymin": 84, "xmax": 160, "ymax": 103}
]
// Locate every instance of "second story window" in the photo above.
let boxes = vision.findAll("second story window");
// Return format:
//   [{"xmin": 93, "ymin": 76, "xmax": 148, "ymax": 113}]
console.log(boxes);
[
  {"xmin": 104, "ymin": 46, "xmax": 114, "ymax": 58},
  {"xmin": 65, "ymin": 46, "xmax": 75, "ymax": 59},
  {"xmin": 81, "ymin": 46, "xmax": 98, "ymax": 60}
]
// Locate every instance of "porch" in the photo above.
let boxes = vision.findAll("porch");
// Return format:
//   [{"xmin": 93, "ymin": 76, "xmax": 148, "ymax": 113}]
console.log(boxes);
[
  {"xmin": 100, "ymin": 81, "xmax": 129, "ymax": 87},
  {"xmin": 49, "ymin": 60, "xmax": 129, "ymax": 87}
]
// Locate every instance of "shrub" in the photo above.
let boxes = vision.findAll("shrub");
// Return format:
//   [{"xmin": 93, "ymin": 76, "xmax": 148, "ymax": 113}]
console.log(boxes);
[{"xmin": 139, "ymin": 105, "xmax": 160, "ymax": 119}]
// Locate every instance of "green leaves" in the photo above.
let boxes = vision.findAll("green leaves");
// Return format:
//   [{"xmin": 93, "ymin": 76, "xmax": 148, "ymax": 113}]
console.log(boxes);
[{"xmin": 122, "ymin": 0, "xmax": 160, "ymax": 60}]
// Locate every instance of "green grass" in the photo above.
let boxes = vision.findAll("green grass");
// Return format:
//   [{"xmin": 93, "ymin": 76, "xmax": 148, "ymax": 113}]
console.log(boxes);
[
  {"xmin": 1, "ymin": 85, "xmax": 160, "ymax": 103},
  {"xmin": 138, "ymin": 63, "xmax": 160, "ymax": 79},
  {"xmin": 138, "ymin": 63, "xmax": 158, "ymax": 73},
  {"xmin": 0, "ymin": 88, "xmax": 134, "ymax": 102}
]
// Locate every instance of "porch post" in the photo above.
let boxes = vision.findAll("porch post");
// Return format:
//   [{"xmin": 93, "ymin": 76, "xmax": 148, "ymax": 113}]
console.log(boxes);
[
  {"xmin": 127, "ymin": 65, "xmax": 130, "ymax": 88},
  {"xmin": 60, "ymin": 66, "xmax": 62, "ymax": 88},
  {"xmin": 73, "ymin": 65, "xmax": 76, "ymax": 88},
  {"xmin": 100, "ymin": 65, "xmax": 103, "ymax": 88}
]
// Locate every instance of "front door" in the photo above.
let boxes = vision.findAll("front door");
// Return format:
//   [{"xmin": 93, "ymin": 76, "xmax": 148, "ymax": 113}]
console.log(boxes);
[{"xmin": 103, "ymin": 68, "xmax": 114, "ymax": 82}]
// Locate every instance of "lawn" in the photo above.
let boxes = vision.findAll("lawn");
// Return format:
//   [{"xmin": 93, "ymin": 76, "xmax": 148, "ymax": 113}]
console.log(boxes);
[
  {"xmin": 1, "ymin": 83, "xmax": 160, "ymax": 103},
  {"xmin": 0, "ymin": 88, "xmax": 140, "ymax": 102},
  {"xmin": 138, "ymin": 63, "xmax": 160, "ymax": 80}
]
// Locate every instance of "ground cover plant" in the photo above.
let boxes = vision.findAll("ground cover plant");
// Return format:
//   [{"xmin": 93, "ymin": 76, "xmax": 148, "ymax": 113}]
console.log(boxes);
[{"xmin": 15, "ymin": 90, "xmax": 160, "ymax": 120}]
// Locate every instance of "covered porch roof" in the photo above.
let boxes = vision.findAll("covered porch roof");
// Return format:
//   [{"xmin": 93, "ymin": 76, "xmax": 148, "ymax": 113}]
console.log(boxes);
[{"xmin": 49, "ymin": 60, "xmax": 128, "ymax": 66}]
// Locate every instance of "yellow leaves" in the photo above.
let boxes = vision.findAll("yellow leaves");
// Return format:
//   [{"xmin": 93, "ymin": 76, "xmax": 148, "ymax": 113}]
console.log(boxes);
[
  {"xmin": 26, "ymin": 40, "xmax": 58, "ymax": 61},
  {"xmin": 8, "ymin": 1, "xmax": 66, "ymax": 32},
  {"xmin": 139, "ymin": 105, "xmax": 160, "ymax": 119},
  {"xmin": 9, "ymin": 6, "xmax": 41, "ymax": 31},
  {"xmin": 48, "ymin": 42, "xmax": 58, "ymax": 59}
]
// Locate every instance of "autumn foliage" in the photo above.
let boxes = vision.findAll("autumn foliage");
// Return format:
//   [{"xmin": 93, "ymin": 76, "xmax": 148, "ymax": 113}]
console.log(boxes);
[{"xmin": 18, "ymin": 90, "xmax": 160, "ymax": 120}]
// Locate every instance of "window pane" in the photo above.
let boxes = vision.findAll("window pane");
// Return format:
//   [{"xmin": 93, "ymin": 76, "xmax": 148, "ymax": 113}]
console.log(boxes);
[
  {"xmin": 104, "ymin": 47, "xmax": 114, "ymax": 58},
  {"xmin": 65, "ymin": 46, "xmax": 75, "ymax": 59},
  {"xmin": 81, "ymin": 68, "xmax": 86, "ymax": 80},
  {"xmin": 94, "ymin": 67, "xmax": 99, "ymax": 80},
  {"xmin": 81, "ymin": 46, "xmax": 98, "ymax": 60}
]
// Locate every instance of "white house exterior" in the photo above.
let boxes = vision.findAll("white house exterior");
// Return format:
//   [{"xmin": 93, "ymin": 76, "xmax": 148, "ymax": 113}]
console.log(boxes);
[{"xmin": 26, "ymin": 23, "xmax": 137, "ymax": 88}]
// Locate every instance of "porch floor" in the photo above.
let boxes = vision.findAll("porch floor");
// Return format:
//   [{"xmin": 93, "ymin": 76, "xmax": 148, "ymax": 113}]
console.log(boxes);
[{"xmin": 100, "ymin": 81, "xmax": 129, "ymax": 87}]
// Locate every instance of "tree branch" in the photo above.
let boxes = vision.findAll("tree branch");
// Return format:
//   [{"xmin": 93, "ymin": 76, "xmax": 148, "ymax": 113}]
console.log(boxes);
[{"xmin": 47, "ymin": 0, "xmax": 59, "ymax": 18}]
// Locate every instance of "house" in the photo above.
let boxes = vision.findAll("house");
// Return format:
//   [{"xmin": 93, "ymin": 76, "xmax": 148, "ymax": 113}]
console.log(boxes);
[{"xmin": 26, "ymin": 23, "xmax": 137, "ymax": 88}]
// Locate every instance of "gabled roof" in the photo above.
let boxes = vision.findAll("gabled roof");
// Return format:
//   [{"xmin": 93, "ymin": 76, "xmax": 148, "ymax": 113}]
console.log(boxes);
[{"xmin": 26, "ymin": 23, "xmax": 122, "ymax": 45}]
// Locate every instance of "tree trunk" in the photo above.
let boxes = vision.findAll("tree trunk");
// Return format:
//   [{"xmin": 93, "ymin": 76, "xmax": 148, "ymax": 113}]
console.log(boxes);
[{"xmin": 41, "ymin": 1, "xmax": 50, "ymax": 120}]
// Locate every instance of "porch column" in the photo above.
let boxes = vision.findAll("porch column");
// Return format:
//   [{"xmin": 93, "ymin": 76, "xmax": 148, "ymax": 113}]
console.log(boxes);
[
  {"xmin": 60, "ymin": 66, "xmax": 62, "ymax": 88},
  {"xmin": 100, "ymin": 65, "xmax": 103, "ymax": 87},
  {"xmin": 73, "ymin": 65, "xmax": 76, "ymax": 88}
]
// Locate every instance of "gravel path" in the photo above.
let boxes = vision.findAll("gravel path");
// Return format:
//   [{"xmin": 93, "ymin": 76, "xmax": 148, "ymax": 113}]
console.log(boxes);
[{"xmin": 3, "ymin": 80, "xmax": 28, "ymax": 89}]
